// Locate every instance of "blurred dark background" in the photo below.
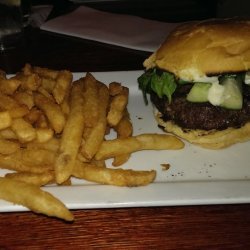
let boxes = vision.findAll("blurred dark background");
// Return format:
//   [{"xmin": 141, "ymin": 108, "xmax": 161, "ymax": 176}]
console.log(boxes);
[
  {"xmin": 31, "ymin": 0, "xmax": 250, "ymax": 22},
  {"xmin": 1, "ymin": 0, "xmax": 249, "ymax": 73}
]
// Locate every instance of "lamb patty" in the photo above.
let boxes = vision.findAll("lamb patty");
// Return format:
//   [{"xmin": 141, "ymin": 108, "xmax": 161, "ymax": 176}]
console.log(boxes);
[{"xmin": 150, "ymin": 84, "xmax": 250, "ymax": 131}]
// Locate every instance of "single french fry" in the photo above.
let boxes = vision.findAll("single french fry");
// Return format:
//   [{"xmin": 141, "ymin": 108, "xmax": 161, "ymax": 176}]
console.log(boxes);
[
  {"xmin": 52, "ymin": 70, "xmax": 72, "ymax": 104},
  {"xmin": 0, "ymin": 77, "xmax": 21, "ymax": 95},
  {"xmin": 0, "ymin": 128, "xmax": 17, "ymax": 140},
  {"xmin": 11, "ymin": 117, "xmax": 36, "ymax": 143},
  {"xmin": 0, "ymin": 154, "xmax": 53, "ymax": 173},
  {"xmin": 81, "ymin": 83, "xmax": 109, "ymax": 160},
  {"xmin": 114, "ymin": 110, "xmax": 133, "ymax": 138},
  {"xmin": 25, "ymin": 137, "xmax": 60, "ymax": 152},
  {"xmin": 0, "ymin": 111, "xmax": 12, "ymax": 130},
  {"xmin": 15, "ymin": 148, "xmax": 56, "ymax": 166},
  {"xmin": 60, "ymin": 87, "xmax": 70, "ymax": 116},
  {"xmin": 40, "ymin": 77, "xmax": 56, "ymax": 93},
  {"xmin": 33, "ymin": 66, "xmax": 59, "ymax": 79},
  {"xmin": 9, "ymin": 105, "xmax": 29, "ymax": 118},
  {"xmin": 34, "ymin": 93, "xmax": 66, "ymax": 133},
  {"xmin": 0, "ymin": 92, "xmax": 29, "ymax": 118},
  {"xmin": 55, "ymin": 83, "xmax": 85, "ymax": 184},
  {"xmin": 13, "ymin": 90, "xmax": 34, "ymax": 110},
  {"xmin": 0, "ymin": 177, "xmax": 74, "ymax": 221},
  {"xmin": 72, "ymin": 161, "xmax": 156, "ymax": 187},
  {"xmin": 16, "ymin": 72, "xmax": 41, "ymax": 91},
  {"xmin": 112, "ymin": 110, "xmax": 133, "ymax": 166},
  {"xmin": 0, "ymin": 139, "xmax": 20, "ymax": 154},
  {"xmin": 95, "ymin": 133, "xmax": 185, "ymax": 160},
  {"xmin": 108, "ymin": 82, "xmax": 124, "ymax": 96},
  {"xmin": 35, "ymin": 128, "xmax": 54, "ymax": 143},
  {"xmin": 107, "ymin": 86, "xmax": 129, "ymax": 127},
  {"xmin": 5, "ymin": 171, "xmax": 55, "ymax": 186},
  {"xmin": 82, "ymin": 73, "xmax": 100, "ymax": 127}
]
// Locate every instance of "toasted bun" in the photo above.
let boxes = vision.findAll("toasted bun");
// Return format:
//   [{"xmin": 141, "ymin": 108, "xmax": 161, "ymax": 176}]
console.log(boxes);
[
  {"xmin": 144, "ymin": 18, "xmax": 250, "ymax": 81},
  {"xmin": 155, "ymin": 111, "xmax": 250, "ymax": 149}
]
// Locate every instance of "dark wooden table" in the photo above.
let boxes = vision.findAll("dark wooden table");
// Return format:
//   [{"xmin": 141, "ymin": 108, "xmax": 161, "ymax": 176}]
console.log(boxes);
[{"xmin": 0, "ymin": 28, "xmax": 250, "ymax": 249}]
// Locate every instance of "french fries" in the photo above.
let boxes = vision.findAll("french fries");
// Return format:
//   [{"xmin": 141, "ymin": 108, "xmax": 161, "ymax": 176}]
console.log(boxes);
[
  {"xmin": 55, "ymin": 82, "xmax": 85, "ymax": 184},
  {"xmin": 73, "ymin": 161, "xmax": 156, "ymax": 187},
  {"xmin": 0, "ymin": 139, "xmax": 20, "ymax": 155},
  {"xmin": 95, "ymin": 134, "xmax": 185, "ymax": 161},
  {"xmin": 0, "ymin": 177, "xmax": 73, "ymax": 221},
  {"xmin": 5, "ymin": 171, "xmax": 54, "ymax": 186},
  {"xmin": 107, "ymin": 82, "xmax": 129, "ymax": 127},
  {"xmin": 34, "ymin": 92, "xmax": 66, "ymax": 133},
  {"xmin": 0, "ymin": 65, "xmax": 185, "ymax": 221},
  {"xmin": 80, "ymin": 81, "xmax": 109, "ymax": 160},
  {"xmin": 112, "ymin": 109, "xmax": 133, "ymax": 166},
  {"xmin": 0, "ymin": 111, "xmax": 12, "ymax": 130}
]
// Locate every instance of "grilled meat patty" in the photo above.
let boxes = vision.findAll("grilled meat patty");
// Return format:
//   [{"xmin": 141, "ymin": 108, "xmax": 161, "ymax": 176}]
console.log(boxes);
[{"xmin": 150, "ymin": 84, "xmax": 250, "ymax": 131}]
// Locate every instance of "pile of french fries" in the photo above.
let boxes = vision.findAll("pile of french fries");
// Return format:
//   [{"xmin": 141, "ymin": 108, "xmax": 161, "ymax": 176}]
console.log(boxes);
[{"xmin": 0, "ymin": 64, "xmax": 184, "ymax": 221}]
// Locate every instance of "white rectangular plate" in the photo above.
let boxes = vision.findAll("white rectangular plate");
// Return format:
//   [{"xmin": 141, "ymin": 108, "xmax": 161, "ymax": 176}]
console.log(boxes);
[{"xmin": 1, "ymin": 70, "xmax": 250, "ymax": 212}]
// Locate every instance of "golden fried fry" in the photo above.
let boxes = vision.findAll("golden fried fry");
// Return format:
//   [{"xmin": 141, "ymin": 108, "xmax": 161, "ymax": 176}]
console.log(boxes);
[
  {"xmin": 13, "ymin": 90, "xmax": 34, "ymax": 110},
  {"xmin": 0, "ymin": 177, "xmax": 74, "ymax": 221},
  {"xmin": 114, "ymin": 110, "xmax": 133, "ymax": 138},
  {"xmin": 0, "ymin": 92, "xmax": 29, "ymax": 118},
  {"xmin": 52, "ymin": 70, "xmax": 72, "ymax": 104},
  {"xmin": 107, "ymin": 85, "xmax": 129, "ymax": 127},
  {"xmin": 0, "ymin": 139, "xmax": 20, "ymax": 154},
  {"xmin": 11, "ymin": 117, "xmax": 36, "ymax": 143},
  {"xmin": 0, "ymin": 77, "xmax": 21, "ymax": 95},
  {"xmin": 15, "ymin": 148, "xmax": 56, "ymax": 166},
  {"xmin": 112, "ymin": 110, "xmax": 133, "ymax": 166},
  {"xmin": 0, "ymin": 154, "xmax": 52, "ymax": 173},
  {"xmin": 40, "ymin": 77, "xmax": 56, "ymax": 93},
  {"xmin": 0, "ymin": 111, "xmax": 12, "ymax": 130},
  {"xmin": 0, "ymin": 128, "xmax": 17, "ymax": 140},
  {"xmin": 33, "ymin": 65, "xmax": 59, "ymax": 79},
  {"xmin": 95, "ymin": 133, "xmax": 184, "ymax": 160},
  {"xmin": 35, "ymin": 128, "xmax": 54, "ymax": 143},
  {"xmin": 34, "ymin": 93, "xmax": 65, "ymax": 133},
  {"xmin": 5, "ymin": 171, "xmax": 54, "ymax": 186},
  {"xmin": 73, "ymin": 161, "xmax": 156, "ymax": 187},
  {"xmin": 25, "ymin": 137, "xmax": 60, "ymax": 152},
  {"xmin": 55, "ymin": 83, "xmax": 85, "ymax": 184},
  {"xmin": 16, "ymin": 72, "xmax": 41, "ymax": 91},
  {"xmin": 108, "ymin": 82, "xmax": 124, "ymax": 96},
  {"xmin": 82, "ymin": 73, "xmax": 99, "ymax": 127},
  {"xmin": 81, "ymin": 83, "xmax": 109, "ymax": 160}
]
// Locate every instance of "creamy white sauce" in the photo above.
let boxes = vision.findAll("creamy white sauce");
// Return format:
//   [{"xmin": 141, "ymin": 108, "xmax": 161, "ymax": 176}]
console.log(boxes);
[
  {"xmin": 179, "ymin": 68, "xmax": 219, "ymax": 84},
  {"xmin": 245, "ymin": 71, "xmax": 250, "ymax": 85},
  {"xmin": 207, "ymin": 82, "xmax": 225, "ymax": 106}
]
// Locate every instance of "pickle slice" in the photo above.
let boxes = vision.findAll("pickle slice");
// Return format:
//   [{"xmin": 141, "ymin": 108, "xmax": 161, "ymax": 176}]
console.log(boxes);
[
  {"xmin": 186, "ymin": 82, "xmax": 211, "ymax": 102},
  {"xmin": 220, "ymin": 77, "xmax": 243, "ymax": 110}
]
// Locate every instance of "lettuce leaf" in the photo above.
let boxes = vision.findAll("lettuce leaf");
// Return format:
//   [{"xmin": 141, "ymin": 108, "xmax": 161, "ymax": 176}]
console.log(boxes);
[{"xmin": 138, "ymin": 69, "xmax": 177, "ymax": 104}]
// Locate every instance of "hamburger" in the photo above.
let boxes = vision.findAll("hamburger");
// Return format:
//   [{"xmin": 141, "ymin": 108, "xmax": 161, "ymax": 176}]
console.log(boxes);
[{"xmin": 138, "ymin": 18, "xmax": 250, "ymax": 149}]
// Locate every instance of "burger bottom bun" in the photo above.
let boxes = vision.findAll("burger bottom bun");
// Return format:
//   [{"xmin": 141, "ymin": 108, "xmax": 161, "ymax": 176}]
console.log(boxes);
[{"xmin": 155, "ymin": 112, "xmax": 250, "ymax": 149}]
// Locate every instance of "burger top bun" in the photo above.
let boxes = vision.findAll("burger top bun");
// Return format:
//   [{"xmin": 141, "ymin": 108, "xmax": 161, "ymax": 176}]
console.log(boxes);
[{"xmin": 144, "ymin": 18, "xmax": 250, "ymax": 81}]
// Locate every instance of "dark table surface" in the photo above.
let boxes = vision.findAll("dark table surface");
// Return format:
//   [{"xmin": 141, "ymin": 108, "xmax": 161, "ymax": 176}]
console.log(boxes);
[{"xmin": 0, "ymin": 25, "xmax": 250, "ymax": 249}]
